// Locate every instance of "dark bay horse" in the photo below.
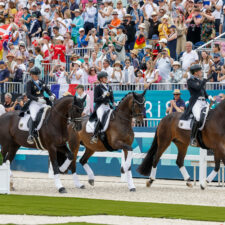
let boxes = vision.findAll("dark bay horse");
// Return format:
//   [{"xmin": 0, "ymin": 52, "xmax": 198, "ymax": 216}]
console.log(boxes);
[
  {"xmin": 68, "ymin": 90, "xmax": 146, "ymax": 191},
  {"xmin": 138, "ymin": 99, "xmax": 225, "ymax": 189},
  {"xmin": 0, "ymin": 95, "xmax": 86, "ymax": 193}
]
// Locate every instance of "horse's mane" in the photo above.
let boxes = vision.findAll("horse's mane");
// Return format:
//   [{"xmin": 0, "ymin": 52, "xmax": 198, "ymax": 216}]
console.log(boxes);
[
  {"xmin": 115, "ymin": 92, "xmax": 133, "ymax": 111},
  {"xmin": 53, "ymin": 95, "xmax": 74, "ymax": 106}
]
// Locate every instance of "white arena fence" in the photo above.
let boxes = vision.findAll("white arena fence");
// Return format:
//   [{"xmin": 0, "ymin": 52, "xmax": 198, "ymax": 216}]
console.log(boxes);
[
  {"xmin": 14, "ymin": 118, "xmax": 213, "ymax": 183},
  {"xmin": 2, "ymin": 82, "xmax": 225, "ymax": 95}
]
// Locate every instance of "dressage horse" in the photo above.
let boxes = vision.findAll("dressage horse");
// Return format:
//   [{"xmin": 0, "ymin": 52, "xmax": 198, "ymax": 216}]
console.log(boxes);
[
  {"xmin": 67, "ymin": 90, "xmax": 146, "ymax": 191},
  {"xmin": 138, "ymin": 98, "xmax": 225, "ymax": 189},
  {"xmin": 0, "ymin": 95, "xmax": 86, "ymax": 193}
]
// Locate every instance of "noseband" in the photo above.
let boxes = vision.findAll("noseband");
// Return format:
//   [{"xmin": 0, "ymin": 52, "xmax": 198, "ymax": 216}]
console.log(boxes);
[{"xmin": 131, "ymin": 97, "xmax": 145, "ymax": 118}]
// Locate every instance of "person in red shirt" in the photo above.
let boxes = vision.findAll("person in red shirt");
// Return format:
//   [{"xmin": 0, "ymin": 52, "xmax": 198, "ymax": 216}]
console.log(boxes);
[{"xmin": 52, "ymin": 36, "xmax": 66, "ymax": 66}]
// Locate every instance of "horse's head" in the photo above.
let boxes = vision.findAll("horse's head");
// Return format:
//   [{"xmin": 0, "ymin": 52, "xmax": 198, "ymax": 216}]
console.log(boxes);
[
  {"xmin": 70, "ymin": 95, "xmax": 86, "ymax": 131},
  {"xmin": 131, "ymin": 89, "xmax": 146, "ymax": 124}
]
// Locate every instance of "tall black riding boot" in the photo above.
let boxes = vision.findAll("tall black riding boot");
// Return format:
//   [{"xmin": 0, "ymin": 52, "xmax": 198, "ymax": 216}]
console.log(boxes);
[
  {"xmin": 90, "ymin": 119, "xmax": 101, "ymax": 144},
  {"xmin": 190, "ymin": 120, "xmax": 199, "ymax": 147},
  {"xmin": 27, "ymin": 119, "xmax": 36, "ymax": 145}
]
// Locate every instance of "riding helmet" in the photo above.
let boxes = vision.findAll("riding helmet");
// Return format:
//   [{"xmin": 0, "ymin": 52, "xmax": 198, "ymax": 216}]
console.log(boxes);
[
  {"xmin": 97, "ymin": 71, "xmax": 108, "ymax": 81},
  {"xmin": 30, "ymin": 67, "xmax": 41, "ymax": 76},
  {"xmin": 190, "ymin": 64, "xmax": 202, "ymax": 75}
]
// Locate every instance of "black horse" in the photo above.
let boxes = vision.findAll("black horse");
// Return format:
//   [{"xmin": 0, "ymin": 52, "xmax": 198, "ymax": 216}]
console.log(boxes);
[{"xmin": 0, "ymin": 95, "xmax": 86, "ymax": 193}]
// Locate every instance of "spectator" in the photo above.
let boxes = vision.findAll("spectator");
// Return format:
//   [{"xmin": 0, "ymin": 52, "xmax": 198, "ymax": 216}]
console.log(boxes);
[
  {"xmin": 22, "ymin": 7, "xmax": 31, "ymax": 31},
  {"xmin": 0, "ymin": 61, "xmax": 9, "ymax": 93},
  {"xmin": 82, "ymin": 55, "xmax": 90, "ymax": 84},
  {"xmin": 89, "ymin": 51, "xmax": 102, "ymax": 71},
  {"xmin": 52, "ymin": 26, "xmax": 61, "ymax": 44},
  {"xmin": 108, "ymin": 10, "xmax": 121, "ymax": 29},
  {"xmin": 97, "ymin": 3, "xmax": 105, "ymax": 39},
  {"xmin": 88, "ymin": 67, "xmax": 98, "ymax": 84},
  {"xmin": 199, "ymin": 51, "xmax": 213, "ymax": 79},
  {"xmin": 99, "ymin": 0, "xmax": 113, "ymax": 28},
  {"xmin": 166, "ymin": 89, "xmax": 185, "ymax": 114},
  {"xmin": 129, "ymin": 1, "xmax": 142, "ymax": 30},
  {"xmin": 15, "ymin": 41, "xmax": 29, "ymax": 63},
  {"xmin": 158, "ymin": 38, "xmax": 170, "ymax": 56},
  {"xmin": 122, "ymin": 58, "xmax": 135, "ymax": 84},
  {"xmin": 11, "ymin": 23, "xmax": 20, "ymax": 46},
  {"xmin": 50, "ymin": 65, "xmax": 68, "ymax": 84},
  {"xmin": 86, "ymin": 28, "xmax": 98, "ymax": 48},
  {"xmin": 52, "ymin": 36, "xmax": 66, "ymax": 66},
  {"xmin": 5, "ymin": 53, "xmax": 16, "ymax": 81},
  {"xmin": 69, "ymin": 60, "xmax": 84, "ymax": 84},
  {"xmin": 102, "ymin": 59, "xmax": 113, "ymax": 81},
  {"xmin": 169, "ymin": 61, "xmax": 183, "ymax": 83},
  {"xmin": 70, "ymin": 0, "xmax": 79, "ymax": 20},
  {"xmin": 64, "ymin": 32, "xmax": 74, "ymax": 66},
  {"xmin": 13, "ymin": 56, "xmax": 26, "ymax": 82},
  {"xmin": 219, "ymin": 5, "xmax": 225, "ymax": 35},
  {"xmin": 130, "ymin": 49, "xmax": 140, "ymax": 74},
  {"xmin": 71, "ymin": 9, "xmax": 84, "ymax": 45},
  {"xmin": 3, "ymin": 93, "xmax": 14, "ymax": 112},
  {"xmin": 115, "ymin": 0, "xmax": 126, "ymax": 20},
  {"xmin": 147, "ymin": 11, "xmax": 160, "ymax": 40},
  {"xmin": 142, "ymin": 0, "xmax": 158, "ymax": 20},
  {"xmin": 123, "ymin": 14, "xmax": 136, "ymax": 51},
  {"xmin": 211, "ymin": 0, "xmax": 223, "ymax": 34},
  {"xmin": 217, "ymin": 64, "xmax": 225, "ymax": 83},
  {"xmin": 12, "ymin": 96, "xmax": 24, "ymax": 111},
  {"xmin": 142, "ymin": 45, "xmax": 152, "ymax": 64},
  {"xmin": 144, "ymin": 60, "xmax": 160, "ymax": 88},
  {"xmin": 105, "ymin": 44, "xmax": 117, "ymax": 66},
  {"xmin": 166, "ymin": 25, "xmax": 177, "ymax": 59},
  {"xmin": 77, "ymin": 28, "xmax": 88, "ymax": 48},
  {"xmin": 111, "ymin": 60, "xmax": 123, "ymax": 83},
  {"xmin": 155, "ymin": 48, "xmax": 173, "ymax": 82},
  {"xmin": 169, "ymin": 0, "xmax": 183, "ymax": 18},
  {"xmin": 28, "ymin": 13, "xmax": 42, "ymax": 42},
  {"xmin": 158, "ymin": 14, "xmax": 170, "ymax": 40},
  {"xmin": 113, "ymin": 25, "xmax": 126, "ymax": 64},
  {"xmin": 27, "ymin": 59, "xmax": 35, "ymax": 73},
  {"xmin": 210, "ymin": 53, "xmax": 223, "ymax": 81},
  {"xmin": 83, "ymin": 0, "xmax": 97, "ymax": 34},
  {"xmin": 34, "ymin": 46, "xmax": 44, "ymax": 71},
  {"xmin": 0, "ymin": 99, "xmax": 5, "ymax": 116},
  {"xmin": 135, "ymin": 70, "xmax": 145, "ymax": 84},
  {"xmin": 181, "ymin": 41, "xmax": 199, "ymax": 72}
]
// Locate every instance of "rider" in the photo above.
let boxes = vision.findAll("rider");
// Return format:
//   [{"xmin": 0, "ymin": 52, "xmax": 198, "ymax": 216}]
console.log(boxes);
[
  {"xmin": 90, "ymin": 71, "xmax": 115, "ymax": 144},
  {"xmin": 26, "ymin": 67, "xmax": 55, "ymax": 144},
  {"xmin": 182, "ymin": 64, "xmax": 212, "ymax": 147}
]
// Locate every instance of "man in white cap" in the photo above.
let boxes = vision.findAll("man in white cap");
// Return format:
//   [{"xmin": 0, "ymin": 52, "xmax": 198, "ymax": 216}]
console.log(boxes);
[
  {"xmin": 70, "ymin": 60, "xmax": 84, "ymax": 84},
  {"xmin": 77, "ymin": 28, "xmax": 88, "ymax": 48},
  {"xmin": 158, "ymin": 38, "xmax": 170, "ymax": 56}
]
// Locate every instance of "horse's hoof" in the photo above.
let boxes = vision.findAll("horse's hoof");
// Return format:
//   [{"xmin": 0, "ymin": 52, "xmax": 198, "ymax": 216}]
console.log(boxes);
[
  {"xmin": 80, "ymin": 185, "xmax": 85, "ymax": 189},
  {"xmin": 88, "ymin": 179, "xmax": 94, "ymax": 186},
  {"xmin": 186, "ymin": 181, "xmax": 193, "ymax": 188},
  {"xmin": 58, "ymin": 187, "xmax": 67, "ymax": 193},
  {"xmin": 146, "ymin": 179, "xmax": 154, "ymax": 187},
  {"xmin": 130, "ymin": 188, "xmax": 136, "ymax": 192}
]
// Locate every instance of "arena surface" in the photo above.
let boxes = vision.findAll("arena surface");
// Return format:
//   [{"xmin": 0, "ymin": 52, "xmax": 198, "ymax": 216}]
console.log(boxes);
[{"xmin": 1, "ymin": 171, "xmax": 224, "ymax": 225}]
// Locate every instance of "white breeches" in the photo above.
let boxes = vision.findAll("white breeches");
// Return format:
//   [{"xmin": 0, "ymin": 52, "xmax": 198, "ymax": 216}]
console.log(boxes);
[
  {"xmin": 96, "ymin": 104, "xmax": 110, "ymax": 123},
  {"xmin": 29, "ymin": 100, "xmax": 47, "ymax": 121},
  {"xmin": 192, "ymin": 99, "xmax": 208, "ymax": 122}
]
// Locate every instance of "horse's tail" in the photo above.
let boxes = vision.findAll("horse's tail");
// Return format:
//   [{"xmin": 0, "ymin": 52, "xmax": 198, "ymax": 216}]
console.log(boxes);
[{"xmin": 137, "ymin": 129, "xmax": 158, "ymax": 176}]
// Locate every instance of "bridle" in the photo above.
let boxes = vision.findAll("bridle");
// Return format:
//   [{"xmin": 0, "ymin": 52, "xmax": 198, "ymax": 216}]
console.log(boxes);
[{"xmin": 131, "ymin": 96, "xmax": 145, "ymax": 118}]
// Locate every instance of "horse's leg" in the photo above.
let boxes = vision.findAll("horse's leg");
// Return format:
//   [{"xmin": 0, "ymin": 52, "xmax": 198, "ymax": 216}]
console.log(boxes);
[
  {"xmin": 79, "ymin": 148, "xmax": 95, "ymax": 186},
  {"xmin": 200, "ymin": 149, "xmax": 221, "ymax": 190},
  {"xmin": 48, "ymin": 146, "xmax": 67, "ymax": 193},
  {"xmin": 122, "ymin": 149, "xmax": 136, "ymax": 192},
  {"xmin": 174, "ymin": 142, "xmax": 192, "ymax": 187},
  {"xmin": 146, "ymin": 139, "xmax": 171, "ymax": 188},
  {"xmin": 57, "ymin": 145, "xmax": 74, "ymax": 173}
]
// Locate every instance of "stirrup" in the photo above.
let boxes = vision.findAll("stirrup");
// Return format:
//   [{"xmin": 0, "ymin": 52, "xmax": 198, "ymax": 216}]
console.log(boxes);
[
  {"xmin": 90, "ymin": 136, "xmax": 98, "ymax": 144},
  {"xmin": 190, "ymin": 138, "xmax": 197, "ymax": 147},
  {"xmin": 27, "ymin": 135, "xmax": 34, "ymax": 145}
]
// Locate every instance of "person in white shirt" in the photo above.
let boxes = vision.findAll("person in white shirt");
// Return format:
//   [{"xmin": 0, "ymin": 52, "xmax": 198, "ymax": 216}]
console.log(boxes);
[
  {"xmin": 70, "ymin": 60, "xmax": 84, "ymax": 84},
  {"xmin": 49, "ymin": 65, "xmax": 68, "ymax": 84},
  {"xmin": 0, "ymin": 103, "xmax": 5, "ymax": 116},
  {"xmin": 111, "ymin": 61, "xmax": 123, "ymax": 83},
  {"xmin": 76, "ymin": 85, "xmax": 91, "ymax": 116},
  {"xmin": 181, "ymin": 41, "xmax": 199, "ymax": 72},
  {"xmin": 122, "ymin": 58, "xmax": 135, "ymax": 84},
  {"xmin": 211, "ymin": 0, "xmax": 223, "ymax": 33},
  {"xmin": 102, "ymin": 59, "xmax": 113, "ymax": 82},
  {"xmin": 83, "ymin": 0, "xmax": 97, "ymax": 34},
  {"xmin": 142, "ymin": 0, "xmax": 158, "ymax": 19},
  {"xmin": 97, "ymin": 3, "xmax": 106, "ymax": 38},
  {"xmin": 115, "ymin": 0, "xmax": 126, "ymax": 20}
]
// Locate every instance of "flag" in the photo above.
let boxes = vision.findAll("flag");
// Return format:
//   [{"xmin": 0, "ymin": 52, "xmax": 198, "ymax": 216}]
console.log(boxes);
[
  {"xmin": 51, "ymin": 84, "xmax": 78, "ymax": 99},
  {"xmin": 134, "ymin": 36, "xmax": 146, "ymax": 49},
  {"xmin": 0, "ymin": 24, "xmax": 12, "ymax": 51}
]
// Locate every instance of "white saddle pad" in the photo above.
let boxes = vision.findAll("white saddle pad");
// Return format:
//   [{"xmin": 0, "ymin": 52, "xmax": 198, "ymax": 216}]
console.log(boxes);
[
  {"xmin": 18, "ymin": 106, "xmax": 51, "ymax": 131},
  {"xmin": 179, "ymin": 105, "xmax": 209, "ymax": 131},
  {"xmin": 86, "ymin": 109, "xmax": 113, "ymax": 134}
]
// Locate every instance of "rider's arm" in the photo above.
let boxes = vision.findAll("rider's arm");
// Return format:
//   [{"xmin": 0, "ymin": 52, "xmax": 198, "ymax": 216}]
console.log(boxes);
[
  {"xmin": 187, "ymin": 78, "xmax": 205, "ymax": 91},
  {"xmin": 26, "ymin": 81, "xmax": 39, "ymax": 101}
]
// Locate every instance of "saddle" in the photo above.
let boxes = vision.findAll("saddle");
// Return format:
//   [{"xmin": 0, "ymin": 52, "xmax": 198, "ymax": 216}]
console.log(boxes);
[
  {"xmin": 18, "ymin": 106, "xmax": 51, "ymax": 132},
  {"xmin": 86, "ymin": 109, "xmax": 113, "ymax": 134},
  {"xmin": 178, "ymin": 105, "xmax": 209, "ymax": 131}
]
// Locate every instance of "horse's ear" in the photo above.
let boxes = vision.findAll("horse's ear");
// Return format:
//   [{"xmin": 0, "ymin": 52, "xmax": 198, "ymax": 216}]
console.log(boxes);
[
  {"xmin": 81, "ymin": 95, "xmax": 87, "ymax": 104},
  {"xmin": 142, "ymin": 89, "xmax": 147, "ymax": 97}
]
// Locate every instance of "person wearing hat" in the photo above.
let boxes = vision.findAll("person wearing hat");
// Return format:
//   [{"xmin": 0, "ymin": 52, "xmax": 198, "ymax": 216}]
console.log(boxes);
[
  {"xmin": 147, "ymin": 11, "xmax": 160, "ymax": 40},
  {"xmin": 28, "ymin": 13, "xmax": 42, "ymax": 41},
  {"xmin": 210, "ymin": 53, "xmax": 223, "ymax": 82},
  {"xmin": 123, "ymin": 14, "xmax": 136, "ymax": 51},
  {"xmin": 69, "ymin": 60, "xmax": 84, "ymax": 84},
  {"xmin": 49, "ymin": 64, "xmax": 68, "ymax": 84},
  {"xmin": 52, "ymin": 36, "xmax": 66, "ymax": 66},
  {"xmin": 158, "ymin": 14, "xmax": 170, "ymax": 40},
  {"xmin": 76, "ymin": 85, "xmax": 91, "ymax": 116},
  {"xmin": 181, "ymin": 64, "xmax": 213, "ymax": 146},
  {"xmin": 158, "ymin": 38, "xmax": 170, "ymax": 56},
  {"xmin": 108, "ymin": 10, "xmax": 121, "ymax": 29},
  {"xmin": 71, "ymin": 9, "xmax": 84, "ymax": 44},
  {"xmin": 83, "ymin": 0, "xmax": 97, "ymax": 34},
  {"xmin": 169, "ymin": 61, "xmax": 182, "ymax": 83},
  {"xmin": 5, "ymin": 53, "xmax": 16, "ymax": 81},
  {"xmin": 165, "ymin": 25, "xmax": 177, "ymax": 60},
  {"xmin": 166, "ymin": 89, "xmax": 185, "ymax": 115},
  {"xmin": 13, "ymin": 56, "xmax": 26, "ymax": 82},
  {"xmin": 130, "ymin": 49, "xmax": 139, "ymax": 74},
  {"xmin": 115, "ymin": 0, "xmax": 126, "ymax": 20},
  {"xmin": 89, "ymin": 71, "xmax": 115, "ymax": 144},
  {"xmin": 142, "ymin": 45, "xmax": 152, "ymax": 63},
  {"xmin": 77, "ymin": 28, "xmax": 88, "ymax": 48},
  {"xmin": 111, "ymin": 60, "xmax": 123, "ymax": 83},
  {"xmin": 25, "ymin": 67, "xmax": 55, "ymax": 144}
]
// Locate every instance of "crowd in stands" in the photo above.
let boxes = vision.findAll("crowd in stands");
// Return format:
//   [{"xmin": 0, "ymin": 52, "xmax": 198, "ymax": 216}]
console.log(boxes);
[{"xmin": 1, "ymin": 0, "xmax": 225, "ymax": 87}]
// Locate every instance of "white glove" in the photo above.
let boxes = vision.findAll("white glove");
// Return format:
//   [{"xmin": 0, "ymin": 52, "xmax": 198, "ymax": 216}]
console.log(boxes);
[
  {"xmin": 102, "ymin": 91, "xmax": 109, "ymax": 98},
  {"xmin": 38, "ymin": 98, "xmax": 46, "ymax": 104},
  {"xmin": 208, "ymin": 95, "xmax": 214, "ymax": 101},
  {"xmin": 49, "ymin": 95, "xmax": 55, "ymax": 102}
]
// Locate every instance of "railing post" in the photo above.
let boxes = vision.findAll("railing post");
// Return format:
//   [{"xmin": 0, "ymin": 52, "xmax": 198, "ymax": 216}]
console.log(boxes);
[{"xmin": 199, "ymin": 148, "xmax": 207, "ymax": 182}]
